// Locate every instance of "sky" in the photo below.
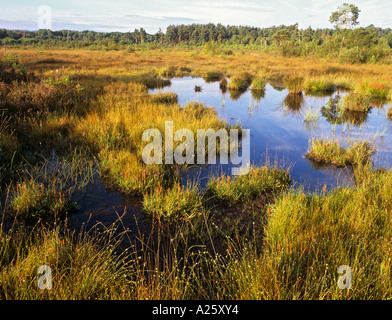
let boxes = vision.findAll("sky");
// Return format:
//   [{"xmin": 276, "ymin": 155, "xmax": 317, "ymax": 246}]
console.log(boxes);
[{"xmin": 0, "ymin": 0, "xmax": 391, "ymax": 33}]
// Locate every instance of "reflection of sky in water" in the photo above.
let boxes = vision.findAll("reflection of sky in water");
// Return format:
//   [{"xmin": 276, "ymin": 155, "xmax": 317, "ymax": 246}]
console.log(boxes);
[{"xmin": 150, "ymin": 77, "xmax": 392, "ymax": 192}]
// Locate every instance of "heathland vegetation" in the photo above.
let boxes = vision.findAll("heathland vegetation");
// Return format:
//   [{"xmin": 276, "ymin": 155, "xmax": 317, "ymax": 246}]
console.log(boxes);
[{"xmin": 1, "ymin": 4, "xmax": 392, "ymax": 299}]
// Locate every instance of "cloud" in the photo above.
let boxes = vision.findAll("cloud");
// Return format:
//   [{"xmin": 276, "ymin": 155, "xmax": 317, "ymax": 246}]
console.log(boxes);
[{"xmin": 1, "ymin": 0, "xmax": 391, "ymax": 33}]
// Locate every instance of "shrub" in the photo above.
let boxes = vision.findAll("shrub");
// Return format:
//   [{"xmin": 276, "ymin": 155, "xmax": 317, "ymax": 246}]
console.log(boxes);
[{"xmin": 339, "ymin": 47, "xmax": 366, "ymax": 64}]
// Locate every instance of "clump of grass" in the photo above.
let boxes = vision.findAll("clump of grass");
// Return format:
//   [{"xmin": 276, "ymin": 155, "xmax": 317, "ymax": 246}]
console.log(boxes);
[
  {"xmin": 228, "ymin": 77, "xmax": 250, "ymax": 91},
  {"xmin": 149, "ymin": 91, "xmax": 178, "ymax": 104},
  {"xmin": 342, "ymin": 93, "xmax": 371, "ymax": 112},
  {"xmin": 204, "ymin": 71, "xmax": 222, "ymax": 83},
  {"xmin": 131, "ymin": 74, "xmax": 171, "ymax": 89},
  {"xmin": 332, "ymin": 76, "xmax": 352, "ymax": 90},
  {"xmin": 305, "ymin": 138, "xmax": 375, "ymax": 167},
  {"xmin": 260, "ymin": 167, "xmax": 392, "ymax": 299},
  {"xmin": 206, "ymin": 166, "xmax": 291, "ymax": 204},
  {"xmin": 228, "ymin": 72, "xmax": 252, "ymax": 91},
  {"xmin": 219, "ymin": 78, "xmax": 228, "ymax": 93},
  {"xmin": 143, "ymin": 182, "xmax": 204, "ymax": 220},
  {"xmin": 304, "ymin": 78, "xmax": 336, "ymax": 94},
  {"xmin": 355, "ymin": 80, "xmax": 390, "ymax": 101},
  {"xmin": 194, "ymin": 85, "xmax": 202, "ymax": 92},
  {"xmin": 283, "ymin": 74, "xmax": 304, "ymax": 94},
  {"xmin": 250, "ymin": 78, "xmax": 266, "ymax": 92},
  {"xmin": 155, "ymin": 66, "xmax": 177, "ymax": 78},
  {"xmin": 8, "ymin": 180, "xmax": 78, "ymax": 223}
]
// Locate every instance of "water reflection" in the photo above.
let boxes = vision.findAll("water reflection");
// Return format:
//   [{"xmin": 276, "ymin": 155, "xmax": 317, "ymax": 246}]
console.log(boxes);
[
  {"xmin": 251, "ymin": 89, "xmax": 266, "ymax": 101},
  {"xmin": 229, "ymin": 88, "xmax": 247, "ymax": 101},
  {"xmin": 283, "ymin": 93, "xmax": 305, "ymax": 115},
  {"xmin": 149, "ymin": 77, "xmax": 392, "ymax": 192},
  {"xmin": 321, "ymin": 95, "xmax": 370, "ymax": 127}
]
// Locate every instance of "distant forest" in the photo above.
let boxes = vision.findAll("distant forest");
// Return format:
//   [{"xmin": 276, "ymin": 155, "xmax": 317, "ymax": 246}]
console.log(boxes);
[{"xmin": 1, "ymin": 23, "xmax": 392, "ymax": 63}]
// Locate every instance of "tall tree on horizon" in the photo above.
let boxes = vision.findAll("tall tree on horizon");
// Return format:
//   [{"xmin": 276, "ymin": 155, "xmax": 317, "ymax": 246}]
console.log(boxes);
[{"xmin": 329, "ymin": 3, "xmax": 361, "ymax": 51}]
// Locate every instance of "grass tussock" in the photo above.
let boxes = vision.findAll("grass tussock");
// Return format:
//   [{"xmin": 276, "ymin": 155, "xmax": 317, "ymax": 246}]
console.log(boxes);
[
  {"xmin": 304, "ymin": 78, "xmax": 336, "ymax": 94},
  {"xmin": 228, "ymin": 72, "xmax": 252, "ymax": 91},
  {"xmin": 355, "ymin": 80, "xmax": 390, "ymax": 101},
  {"xmin": 206, "ymin": 166, "xmax": 291, "ymax": 204},
  {"xmin": 250, "ymin": 78, "xmax": 266, "ymax": 92},
  {"xmin": 283, "ymin": 74, "xmax": 304, "ymax": 94},
  {"xmin": 149, "ymin": 91, "xmax": 178, "ymax": 104},
  {"xmin": 305, "ymin": 138, "xmax": 375, "ymax": 167},
  {"xmin": 342, "ymin": 93, "xmax": 371, "ymax": 113},
  {"xmin": 143, "ymin": 182, "xmax": 205, "ymax": 220}
]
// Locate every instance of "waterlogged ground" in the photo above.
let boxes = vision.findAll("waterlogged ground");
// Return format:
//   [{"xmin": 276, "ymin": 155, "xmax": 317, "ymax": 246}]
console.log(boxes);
[
  {"xmin": 68, "ymin": 76, "xmax": 392, "ymax": 232},
  {"xmin": 150, "ymin": 77, "xmax": 392, "ymax": 192}
]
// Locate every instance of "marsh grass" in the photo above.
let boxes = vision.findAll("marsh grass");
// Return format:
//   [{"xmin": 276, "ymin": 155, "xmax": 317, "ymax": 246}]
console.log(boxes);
[
  {"xmin": 206, "ymin": 166, "xmax": 291, "ymax": 204},
  {"xmin": 250, "ymin": 78, "xmax": 266, "ymax": 92},
  {"xmin": 355, "ymin": 80, "xmax": 390, "ymax": 102},
  {"xmin": 283, "ymin": 74, "xmax": 304, "ymax": 94},
  {"xmin": 150, "ymin": 91, "xmax": 178, "ymax": 104},
  {"xmin": 342, "ymin": 93, "xmax": 371, "ymax": 113},
  {"xmin": 228, "ymin": 72, "xmax": 252, "ymax": 91},
  {"xmin": 304, "ymin": 78, "xmax": 336, "ymax": 94},
  {"xmin": 305, "ymin": 138, "xmax": 375, "ymax": 167},
  {"xmin": 203, "ymin": 71, "xmax": 222, "ymax": 83},
  {"xmin": 3, "ymin": 47, "xmax": 392, "ymax": 300},
  {"xmin": 142, "ymin": 182, "xmax": 205, "ymax": 220}
]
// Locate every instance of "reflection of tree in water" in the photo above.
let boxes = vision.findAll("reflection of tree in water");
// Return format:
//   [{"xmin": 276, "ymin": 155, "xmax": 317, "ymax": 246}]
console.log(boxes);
[
  {"xmin": 321, "ymin": 95, "xmax": 370, "ymax": 127},
  {"xmin": 283, "ymin": 93, "xmax": 305, "ymax": 115}
]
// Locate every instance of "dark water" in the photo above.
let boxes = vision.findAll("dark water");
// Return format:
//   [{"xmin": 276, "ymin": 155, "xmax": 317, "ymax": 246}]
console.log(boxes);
[{"xmin": 150, "ymin": 77, "xmax": 392, "ymax": 192}]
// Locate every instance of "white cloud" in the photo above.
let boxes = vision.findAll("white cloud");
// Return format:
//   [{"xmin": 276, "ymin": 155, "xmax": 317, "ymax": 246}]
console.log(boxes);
[{"xmin": 1, "ymin": 0, "xmax": 390, "ymax": 32}]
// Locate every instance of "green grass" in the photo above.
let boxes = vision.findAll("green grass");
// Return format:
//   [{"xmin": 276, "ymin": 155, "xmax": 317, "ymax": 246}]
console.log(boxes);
[
  {"xmin": 228, "ymin": 73, "xmax": 252, "ymax": 91},
  {"xmin": 304, "ymin": 78, "xmax": 336, "ymax": 93},
  {"xmin": 355, "ymin": 80, "xmax": 390, "ymax": 101},
  {"xmin": 206, "ymin": 166, "xmax": 291, "ymax": 204},
  {"xmin": 142, "ymin": 182, "xmax": 205, "ymax": 220},
  {"xmin": 305, "ymin": 138, "xmax": 375, "ymax": 167},
  {"xmin": 250, "ymin": 78, "xmax": 266, "ymax": 91}
]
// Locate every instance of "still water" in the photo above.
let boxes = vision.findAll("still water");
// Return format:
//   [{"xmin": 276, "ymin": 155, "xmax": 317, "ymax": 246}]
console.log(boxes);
[
  {"xmin": 150, "ymin": 77, "xmax": 392, "ymax": 192},
  {"xmin": 68, "ymin": 76, "xmax": 392, "ymax": 233}
]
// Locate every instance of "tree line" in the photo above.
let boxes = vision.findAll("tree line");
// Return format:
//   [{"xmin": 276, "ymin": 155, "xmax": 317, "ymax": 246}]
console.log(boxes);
[{"xmin": 1, "ymin": 23, "xmax": 392, "ymax": 63}]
